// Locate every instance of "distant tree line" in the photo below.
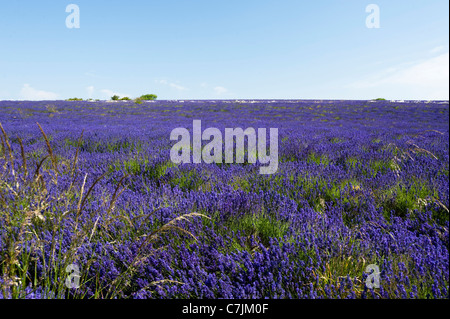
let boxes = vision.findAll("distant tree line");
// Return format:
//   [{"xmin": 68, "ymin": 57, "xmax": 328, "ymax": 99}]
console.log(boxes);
[
  {"xmin": 111, "ymin": 94, "xmax": 157, "ymax": 102},
  {"xmin": 66, "ymin": 94, "xmax": 157, "ymax": 103}
]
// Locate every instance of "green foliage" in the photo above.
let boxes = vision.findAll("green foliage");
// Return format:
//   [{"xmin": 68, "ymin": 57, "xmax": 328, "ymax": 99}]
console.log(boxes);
[
  {"xmin": 226, "ymin": 213, "xmax": 290, "ymax": 247},
  {"xmin": 109, "ymin": 158, "xmax": 174, "ymax": 182},
  {"xmin": 231, "ymin": 177, "xmax": 252, "ymax": 192},
  {"xmin": 66, "ymin": 98, "xmax": 83, "ymax": 101},
  {"xmin": 380, "ymin": 181, "xmax": 441, "ymax": 220},
  {"xmin": 111, "ymin": 95, "xmax": 120, "ymax": 101},
  {"xmin": 169, "ymin": 169, "xmax": 203, "ymax": 191},
  {"xmin": 307, "ymin": 152, "xmax": 330, "ymax": 166},
  {"xmin": 139, "ymin": 94, "xmax": 157, "ymax": 100},
  {"xmin": 120, "ymin": 97, "xmax": 131, "ymax": 101},
  {"xmin": 346, "ymin": 157, "xmax": 359, "ymax": 169},
  {"xmin": 366, "ymin": 159, "xmax": 392, "ymax": 177}
]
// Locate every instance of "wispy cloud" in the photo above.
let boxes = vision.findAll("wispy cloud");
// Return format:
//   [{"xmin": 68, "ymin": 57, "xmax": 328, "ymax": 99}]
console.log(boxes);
[
  {"xmin": 348, "ymin": 52, "xmax": 449, "ymax": 100},
  {"xmin": 156, "ymin": 79, "xmax": 188, "ymax": 91},
  {"xmin": 200, "ymin": 83, "xmax": 230, "ymax": 96},
  {"xmin": 385, "ymin": 53, "xmax": 448, "ymax": 87},
  {"xmin": 20, "ymin": 84, "xmax": 59, "ymax": 100},
  {"xmin": 430, "ymin": 46, "xmax": 446, "ymax": 54},
  {"xmin": 213, "ymin": 86, "xmax": 228, "ymax": 95},
  {"xmin": 169, "ymin": 83, "xmax": 187, "ymax": 91}
]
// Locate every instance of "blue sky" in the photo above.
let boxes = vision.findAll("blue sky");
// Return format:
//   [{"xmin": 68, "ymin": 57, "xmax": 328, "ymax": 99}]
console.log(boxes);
[{"xmin": 0, "ymin": 0, "xmax": 448, "ymax": 100}]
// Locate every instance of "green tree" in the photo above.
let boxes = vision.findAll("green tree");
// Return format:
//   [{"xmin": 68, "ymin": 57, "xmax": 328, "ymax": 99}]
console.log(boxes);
[
  {"xmin": 111, "ymin": 95, "xmax": 120, "ymax": 101},
  {"xmin": 139, "ymin": 94, "xmax": 157, "ymax": 100}
]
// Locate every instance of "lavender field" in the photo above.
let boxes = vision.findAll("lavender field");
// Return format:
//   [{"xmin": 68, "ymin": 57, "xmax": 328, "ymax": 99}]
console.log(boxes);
[{"xmin": 0, "ymin": 99, "xmax": 448, "ymax": 299}]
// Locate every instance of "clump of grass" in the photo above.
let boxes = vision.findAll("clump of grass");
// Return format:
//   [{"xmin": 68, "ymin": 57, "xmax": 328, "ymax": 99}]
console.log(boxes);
[
  {"xmin": 108, "ymin": 158, "xmax": 174, "ymax": 183},
  {"xmin": 366, "ymin": 159, "xmax": 392, "ymax": 177},
  {"xmin": 168, "ymin": 168, "xmax": 204, "ymax": 191},
  {"xmin": 45, "ymin": 105, "xmax": 58, "ymax": 113},
  {"xmin": 226, "ymin": 213, "xmax": 290, "ymax": 248},
  {"xmin": 314, "ymin": 254, "xmax": 370, "ymax": 298},
  {"xmin": 316, "ymin": 252, "xmax": 446, "ymax": 299},
  {"xmin": 307, "ymin": 152, "xmax": 330, "ymax": 166},
  {"xmin": 346, "ymin": 157, "xmax": 359, "ymax": 169},
  {"xmin": 330, "ymin": 137, "xmax": 344, "ymax": 143},
  {"xmin": 380, "ymin": 180, "xmax": 444, "ymax": 221},
  {"xmin": 230, "ymin": 176, "xmax": 252, "ymax": 192}
]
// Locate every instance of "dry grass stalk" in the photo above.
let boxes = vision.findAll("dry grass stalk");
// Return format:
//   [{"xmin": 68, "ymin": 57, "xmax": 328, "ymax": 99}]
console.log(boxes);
[
  {"xmin": 36, "ymin": 122, "xmax": 58, "ymax": 173},
  {"xmin": 0, "ymin": 122, "xmax": 15, "ymax": 177},
  {"xmin": 0, "ymin": 134, "xmax": 6, "ymax": 160},
  {"xmin": 17, "ymin": 138, "xmax": 27, "ymax": 177},
  {"xmin": 71, "ymin": 130, "xmax": 84, "ymax": 180}
]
